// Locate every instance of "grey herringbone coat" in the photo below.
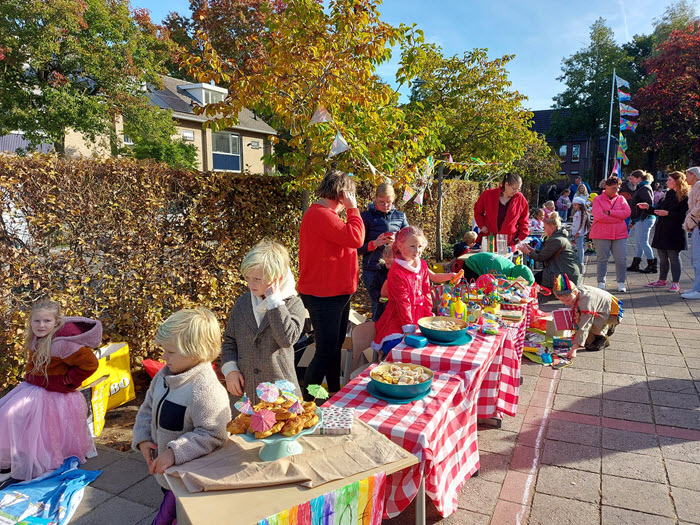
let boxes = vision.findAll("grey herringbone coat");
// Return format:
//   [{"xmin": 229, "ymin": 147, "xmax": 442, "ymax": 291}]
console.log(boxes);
[{"xmin": 222, "ymin": 291, "xmax": 305, "ymax": 406}]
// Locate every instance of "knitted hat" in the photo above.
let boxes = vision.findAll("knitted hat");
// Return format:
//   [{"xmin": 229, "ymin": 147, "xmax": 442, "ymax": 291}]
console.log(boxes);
[
  {"xmin": 572, "ymin": 196, "xmax": 587, "ymax": 206},
  {"xmin": 687, "ymin": 167, "xmax": 700, "ymax": 179}
]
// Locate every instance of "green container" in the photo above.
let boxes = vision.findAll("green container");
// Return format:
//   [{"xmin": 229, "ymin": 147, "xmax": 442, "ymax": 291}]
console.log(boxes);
[
  {"xmin": 370, "ymin": 363, "xmax": 434, "ymax": 399},
  {"xmin": 417, "ymin": 316, "xmax": 469, "ymax": 343}
]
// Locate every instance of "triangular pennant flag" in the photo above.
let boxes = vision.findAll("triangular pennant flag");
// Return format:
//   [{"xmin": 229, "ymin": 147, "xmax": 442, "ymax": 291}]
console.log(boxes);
[
  {"xmin": 327, "ymin": 132, "xmax": 350, "ymax": 158},
  {"xmin": 309, "ymin": 106, "xmax": 333, "ymax": 125},
  {"xmin": 617, "ymin": 145, "xmax": 629, "ymax": 165},
  {"xmin": 618, "ymin": 132, "xmax": 627, "ymax": 151},
  {"xmin": 448, "ymin": 154, "xmax": 454, "ymax": 163},
  {"xmin": 619, "ymin": 103, "xmax": 639, "ymax": 117},
  {"xmin": 615, "ymin": 74, "xmax": 630, "ymax": 89},
  {"xmin": 617, "ymin": 89, "xmax": 631, "ymax": 102},
  {"xmin": 402, "ymin": 186, "xmax": 415, "ymax": 204},
  {"xmin": 414, "ymin": 189, "xmax": 425, "ymax": 206},
  {"xmin": 361, "ymin": 154, "xmax": 376, "ymax": 177},
  {"xmin": 612, "ymin": 159, "xmax": 622, "ymax": 178},
  {"xmin": 620, "ymin": 118, "xmax": 638, "ymax": 132}
]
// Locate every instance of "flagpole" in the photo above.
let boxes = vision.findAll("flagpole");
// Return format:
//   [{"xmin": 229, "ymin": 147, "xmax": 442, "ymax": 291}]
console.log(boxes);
[{"xmin": 604, "ymin": 68, "xmax": 616, "ymax": 180}]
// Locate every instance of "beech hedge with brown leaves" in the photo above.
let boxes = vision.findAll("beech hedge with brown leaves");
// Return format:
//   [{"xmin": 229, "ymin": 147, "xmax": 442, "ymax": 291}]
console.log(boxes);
[{"xmin": 0, "ymin": 155, "xmax": 477, "ymax": 390}]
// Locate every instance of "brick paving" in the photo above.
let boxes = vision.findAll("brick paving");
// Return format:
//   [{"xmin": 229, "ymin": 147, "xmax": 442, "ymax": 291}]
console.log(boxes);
[{"xmin": 73, "ymin": 238, "xmax": 700, "ymax": 524}]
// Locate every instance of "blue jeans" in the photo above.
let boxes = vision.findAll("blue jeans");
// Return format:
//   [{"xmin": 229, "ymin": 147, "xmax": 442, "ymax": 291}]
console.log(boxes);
[
  {"xmin": 634, "ymin": 216, "xmax": 656, "ymax": 259},
  {"xmin": 574, "ymin": 234, "xmax": 585, "ymax": 267},
  {"xmin": 691, "ymin": 228, "xmax": 700, "ymax": 292},
  {"xmin": 558, "ymin": 208, "xmax": 569, "ymax": 222},
  {"xmin": 361, "ymin": 270, "xmax": 378, "ymax": 320}
]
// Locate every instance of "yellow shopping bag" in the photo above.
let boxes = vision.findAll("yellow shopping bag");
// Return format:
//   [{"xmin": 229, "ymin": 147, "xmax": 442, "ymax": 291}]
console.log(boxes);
[
  {"xmin": 80, "ymin": 375, "xmax": 110, "ymax": 437},
  {"xmin": 80, "ymin": 342, "xmax": 135, "ymax": 410}
]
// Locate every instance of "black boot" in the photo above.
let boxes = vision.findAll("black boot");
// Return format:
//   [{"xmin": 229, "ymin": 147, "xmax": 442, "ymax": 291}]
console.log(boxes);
[
  {"xmin": 640, "ymin": 258, "xmax": 658, "ymax": 274},
  {"xmin": 627, "ymin": 257, "xmax": 642, "ymax": 272},
  {"xmin": 584, "ymin": 334, "xmax": 607, "ymax": 352}
]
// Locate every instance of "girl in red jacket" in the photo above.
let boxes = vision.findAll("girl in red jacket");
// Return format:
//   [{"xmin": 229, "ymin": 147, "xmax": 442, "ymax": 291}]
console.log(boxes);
[
  {"xmin": 0, "ymin": 300, "xmax": 100, "ymax": 484},
  {"xmin": 372, "ymin": 226, "xmax": 433, "ymax": 355}
]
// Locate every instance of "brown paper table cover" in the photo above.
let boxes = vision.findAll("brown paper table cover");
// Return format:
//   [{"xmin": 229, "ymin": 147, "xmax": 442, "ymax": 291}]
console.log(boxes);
[{"xmin": 166, "ymin": 418, "xmax": 413, "ymax": 493}]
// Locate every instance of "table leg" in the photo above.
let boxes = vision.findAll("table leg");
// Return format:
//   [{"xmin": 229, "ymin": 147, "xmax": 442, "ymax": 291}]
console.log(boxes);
[{"xmin": 415, "ymin": 476, "xmax": 426, "ymax": 525}]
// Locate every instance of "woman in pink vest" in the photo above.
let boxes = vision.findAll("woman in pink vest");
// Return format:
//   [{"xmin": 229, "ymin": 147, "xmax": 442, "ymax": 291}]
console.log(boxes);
[{"xmin": 590, "ymin": 176, "xmax": 631, "ymax": 292}]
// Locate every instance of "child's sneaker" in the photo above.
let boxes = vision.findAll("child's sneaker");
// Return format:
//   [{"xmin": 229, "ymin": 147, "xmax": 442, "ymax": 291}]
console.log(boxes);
[
  {"xmin": 598, "ymin": 282, "xmax": 606, "ymax": 289},
  {"xmin": 617, "ymin": 282, "xmax": 627, "ymax": 292},
  {"xmin": 669, "ymin": 283, "xmax": 681, "ymax": 292},
  {"xmin": 645, "ymin": 280, "xmax": 667, "ymax": 287}
]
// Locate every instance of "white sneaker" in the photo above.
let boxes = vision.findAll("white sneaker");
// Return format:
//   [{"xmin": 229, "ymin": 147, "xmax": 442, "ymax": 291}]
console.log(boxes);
[
  {"xmin": 681, "ymin": 289, "xmax": 694, "ymax": 294},
  {"xmin": 598, "ymin": 282, "xmax": 606, "ymax": 289},
  {"xmin": 617, "ymin": 282, "xmax": 627, "ymax": 292},
  {"xmin": 681, "ymin": 291, "xmax": 700, "ymax": 300}
]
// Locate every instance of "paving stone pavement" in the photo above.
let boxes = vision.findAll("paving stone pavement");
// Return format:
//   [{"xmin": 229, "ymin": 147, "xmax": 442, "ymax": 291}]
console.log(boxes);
[{"xmin": 73, "ymin": 237, "xmax": 700, "ymax": 524}]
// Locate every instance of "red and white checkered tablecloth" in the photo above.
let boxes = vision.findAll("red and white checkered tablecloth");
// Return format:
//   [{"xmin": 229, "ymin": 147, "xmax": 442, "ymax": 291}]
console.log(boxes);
[
  {"xmin": 387, "ymin": 323, "xmax": 523, "ymax": 419},
  {"xmin": 328, "ymin": 349, "xmax": 501, "ymax": 518}
]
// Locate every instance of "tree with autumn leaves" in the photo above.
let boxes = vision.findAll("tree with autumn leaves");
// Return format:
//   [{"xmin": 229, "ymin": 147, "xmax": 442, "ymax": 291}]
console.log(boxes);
[{"xmin": 634, "ymin": 23, "xmax": 700, "ymax": 166}]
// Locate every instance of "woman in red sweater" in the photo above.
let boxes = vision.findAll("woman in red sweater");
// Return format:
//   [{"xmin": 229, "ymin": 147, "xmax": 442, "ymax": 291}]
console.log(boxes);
[
  {"xmin": 297, "ymin": 169, "xmax": 365, "ymax": 396},
  {"xmin": 473, "ymin": 173, "xmax": 530, "ymax": 247}
]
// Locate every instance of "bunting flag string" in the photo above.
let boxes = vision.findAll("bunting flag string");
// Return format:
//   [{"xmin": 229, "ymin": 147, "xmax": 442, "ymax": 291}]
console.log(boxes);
[
  {"xmin": 327, "ymin": 132, "xmax": 350, "ymax": 159},
  {"xmin": 612, "ymin": 159, "xmax": 622, "ymax": 178},
  {"xmin": 414, "ymin": 189, "xmax": 425, "ymax": 207},
  {"xmin": 617, "ymin": 145, "xmax": 629, "ymax": 165},
  {"xmin": 402, "ymin": 186, "xmax": 415, "ymax": 204},
  {"xmin": 618, "ymin": 132, "xmax": 628, "ymax": 152},
  {"xmin": 615, "ymin": 74, "xmax": 630, "ymax": 89},
  {"xmin": 620, "ymin": 118, "xmax": 638, "ymax": 132},
  {"xmin": 617, "ymin": 89, "xmax": 631, "ymax": 102},
  {"xmin": 619, "ymin": 103, "xmax": 639, "ymax": 117},
  {"xmin": 309, "ymin": 106, "xmax": 333, "ymax": 125}
]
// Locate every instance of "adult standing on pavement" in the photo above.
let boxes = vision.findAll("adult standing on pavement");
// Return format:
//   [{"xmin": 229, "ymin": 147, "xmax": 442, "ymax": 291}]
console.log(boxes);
[
  {"xmin": 569, "ymin": 176, "xmax": 591, "ymax": 201},
  {"xmin": 473, "ymin": 173, "xmax": 529, "ymax": 247},
  {"xmin": 682, "ymin": 167, "xmax": 700, "ymax": 300},
  {"xmin": 641, "ymin": 171, "xmax": 689, "ymax": 293},
  {"xmin": 590, "ymin": 176, "xmax": 631, "ymax": 292},
  {"xmin": 358, "ymin": 183, "xmax": 408, "ymax": 320},
  {"xmin": 626, "ymin": 170, "xmax": 657, "ymax": 274},
  {"xmin": 297, "ymin": 169, "xmax": 365, "ymax": 397}
]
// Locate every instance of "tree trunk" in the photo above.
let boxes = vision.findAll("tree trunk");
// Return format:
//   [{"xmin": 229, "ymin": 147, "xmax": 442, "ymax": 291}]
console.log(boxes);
[
  {"xmin": 302, "ymin": 189, "xmax": 310, "ymax": 213},
  {"xmin": 53, "ymin": 132, "xmax": 66, "ymax": 157},
  {"xmin": 435, "ymin": 161, "xmax": 444, "ymax": 262}
]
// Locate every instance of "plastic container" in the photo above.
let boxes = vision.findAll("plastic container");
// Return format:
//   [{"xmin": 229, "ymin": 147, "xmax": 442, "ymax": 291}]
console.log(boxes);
[
  {"xmin": 418, "ymin": 316, "xmax": 469, "ymax": 343},
  {"xmin": 404, "ymin": 334, "xmax": 428, "ymax": 348},
  {"xmin": 369, "ymin": 363, "xmax": 434, "ymax": 399}
]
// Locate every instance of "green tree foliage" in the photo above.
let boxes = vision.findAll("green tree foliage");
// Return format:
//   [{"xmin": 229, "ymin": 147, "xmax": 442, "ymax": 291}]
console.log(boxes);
[
  {"xmin": 651, "ymin": 0, "xmax": 699, "ymax": 46},
  {"xmin": 404, "ymin": 45, "xmax": 537, "ymax": 173},
  {"xmin": 0, "ymin": 0, "xmax": 175, "ymax": 155},
  {"xmin": 130, "ymin": 140, "xmax": 198, "ymax": 170},
  {"xmin": 178, "ymin": 0, "xmax": 444, "ymax": 186}
]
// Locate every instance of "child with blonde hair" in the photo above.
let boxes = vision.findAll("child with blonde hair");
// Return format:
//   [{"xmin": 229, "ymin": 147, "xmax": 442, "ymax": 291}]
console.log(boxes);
[
  {"xmin": 372, "ymin": 226, "xmax": 433, "ymax": 355},
  {"xmin": 133, "ymin": 307, "xmax": 230, "ymax": 525},
  {"xmin": 543, "ymin": 200, "xmax": 556, "ymax": 219},
  {"xmin": 0, "ymin": 300, "xmax": 100, "ymax": 485},
  {"xmin": 222, "ymin": 239, "xmax": 305, "ymax": 405}
]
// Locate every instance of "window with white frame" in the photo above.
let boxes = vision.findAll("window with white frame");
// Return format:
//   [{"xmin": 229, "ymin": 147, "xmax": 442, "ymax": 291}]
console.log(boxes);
[
  {"xmin": 213, "ymin": 132, "xmax": 240, "ymax": 155},
  {"xmin": 123, "ymin": 134, "xmax": 133, "ymax": 145},
  {"xmin": 571, "ymin": 144, "xmax": 581, "ymax": 162},
  {"xmin": 204, "ymin": 91, "xmax": 225, "ymax": 105},
  {"xmin": 182, "ymin": 130, "xmax": 195, "ymax": 142},
  {"xmin": 558, "ymin": 145, "xmax": 567, "ymax": 157}
]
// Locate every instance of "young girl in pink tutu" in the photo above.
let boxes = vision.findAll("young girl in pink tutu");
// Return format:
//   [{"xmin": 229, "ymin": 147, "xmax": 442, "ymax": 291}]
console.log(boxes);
[
  {"xmin": 0, "ymin": 300, "xmax": 101, "ymax": 485},
  {"xmin": 371, "ymin": 226, "xmax": 434, "ymax": 355}
]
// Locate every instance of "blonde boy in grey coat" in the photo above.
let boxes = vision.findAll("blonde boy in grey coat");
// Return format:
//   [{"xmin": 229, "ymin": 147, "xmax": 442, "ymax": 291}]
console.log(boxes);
[
  {"xmin": 132, "ymin": 307, "xmax": 231, "ymax": 522},
  {"xmin": 222, "ymin": 239, "xmax": 305, "ymax": 406}
]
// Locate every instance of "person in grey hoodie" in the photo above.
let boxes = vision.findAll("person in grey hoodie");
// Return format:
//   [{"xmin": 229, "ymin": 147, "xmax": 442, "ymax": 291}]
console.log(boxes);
[{"xmin": 132, "ymin": 307, "xmax": 231, "ymax": 525}]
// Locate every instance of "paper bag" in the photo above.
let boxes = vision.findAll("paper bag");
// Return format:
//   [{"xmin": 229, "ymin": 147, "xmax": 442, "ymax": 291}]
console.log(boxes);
[
  {"xmin": 80, "ymin": 374, "xmax": 110, "ymax": 437},
  {"xmin": 80, "ymin": 342, "xmax": 135, "ymax": 410}
]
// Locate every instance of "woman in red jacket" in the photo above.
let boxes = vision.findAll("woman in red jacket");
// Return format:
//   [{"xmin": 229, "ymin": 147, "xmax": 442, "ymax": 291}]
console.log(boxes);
[
  {"xmin": 298, "ymin": 169, "xmax": 365, "ymax": 397},
  {"xmin": 473, "ymin": 173, "xmax": 530, "ymax": 247}
]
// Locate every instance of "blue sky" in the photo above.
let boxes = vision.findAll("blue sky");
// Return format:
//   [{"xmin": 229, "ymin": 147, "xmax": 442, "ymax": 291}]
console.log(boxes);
[{"xmin": 135, "ymin": 0, "xmax": 699, "ymax": 110}]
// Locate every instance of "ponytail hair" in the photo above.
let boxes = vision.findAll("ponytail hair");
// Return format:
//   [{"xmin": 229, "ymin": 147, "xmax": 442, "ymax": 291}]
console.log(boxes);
[{"xmin": 500, "ymin": 173, "xmax": 522, "ymax": 192}]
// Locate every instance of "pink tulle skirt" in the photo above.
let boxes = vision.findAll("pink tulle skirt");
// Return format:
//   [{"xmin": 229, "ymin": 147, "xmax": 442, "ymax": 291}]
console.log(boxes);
[{"xmin": 0, "ymin": 382, "xmax": 96, "ymax": 481}]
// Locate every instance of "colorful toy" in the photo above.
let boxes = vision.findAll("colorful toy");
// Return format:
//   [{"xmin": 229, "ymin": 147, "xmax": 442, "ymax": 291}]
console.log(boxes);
[{"xmin": 451, "ymin": 297, "xmax": 466, "ymax": 320}]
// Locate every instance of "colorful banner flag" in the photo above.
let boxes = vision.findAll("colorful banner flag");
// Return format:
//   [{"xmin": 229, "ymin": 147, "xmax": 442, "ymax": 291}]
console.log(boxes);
[
  {"xmin": 620, "ymin": 118, "xmax": 638, "ymax": 132},
  {"xmin": 615, "ymin": 75, "xmax": 630, "ymax": 89},
  {"xmin": 619, "ymin": 103, "xmax": 639, "ymax": 117},
  {"xmin": 617, "ymin": 89, "xmax": 631, "ymax": 102},
  {"xmin": 618, "ymin": 132, "xmax": 627, "ymax": 151},
  {"xmin": 617, "ymin": 145, "xmax": 629, "ymax": 165},
  {"xmin": 402, "ymin": 186, "xmax": 415, "ymax": 204},
  {"xmin": 327, "ymin": 132, "xmax": 350, "ymax": 158},
  {"xmin": 612, "ymin": 159, "xmax": 621, "ymax": 178},
  {"xmin": 309, "ymin": 106, "xmax": 333, "ymax": 125}
]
